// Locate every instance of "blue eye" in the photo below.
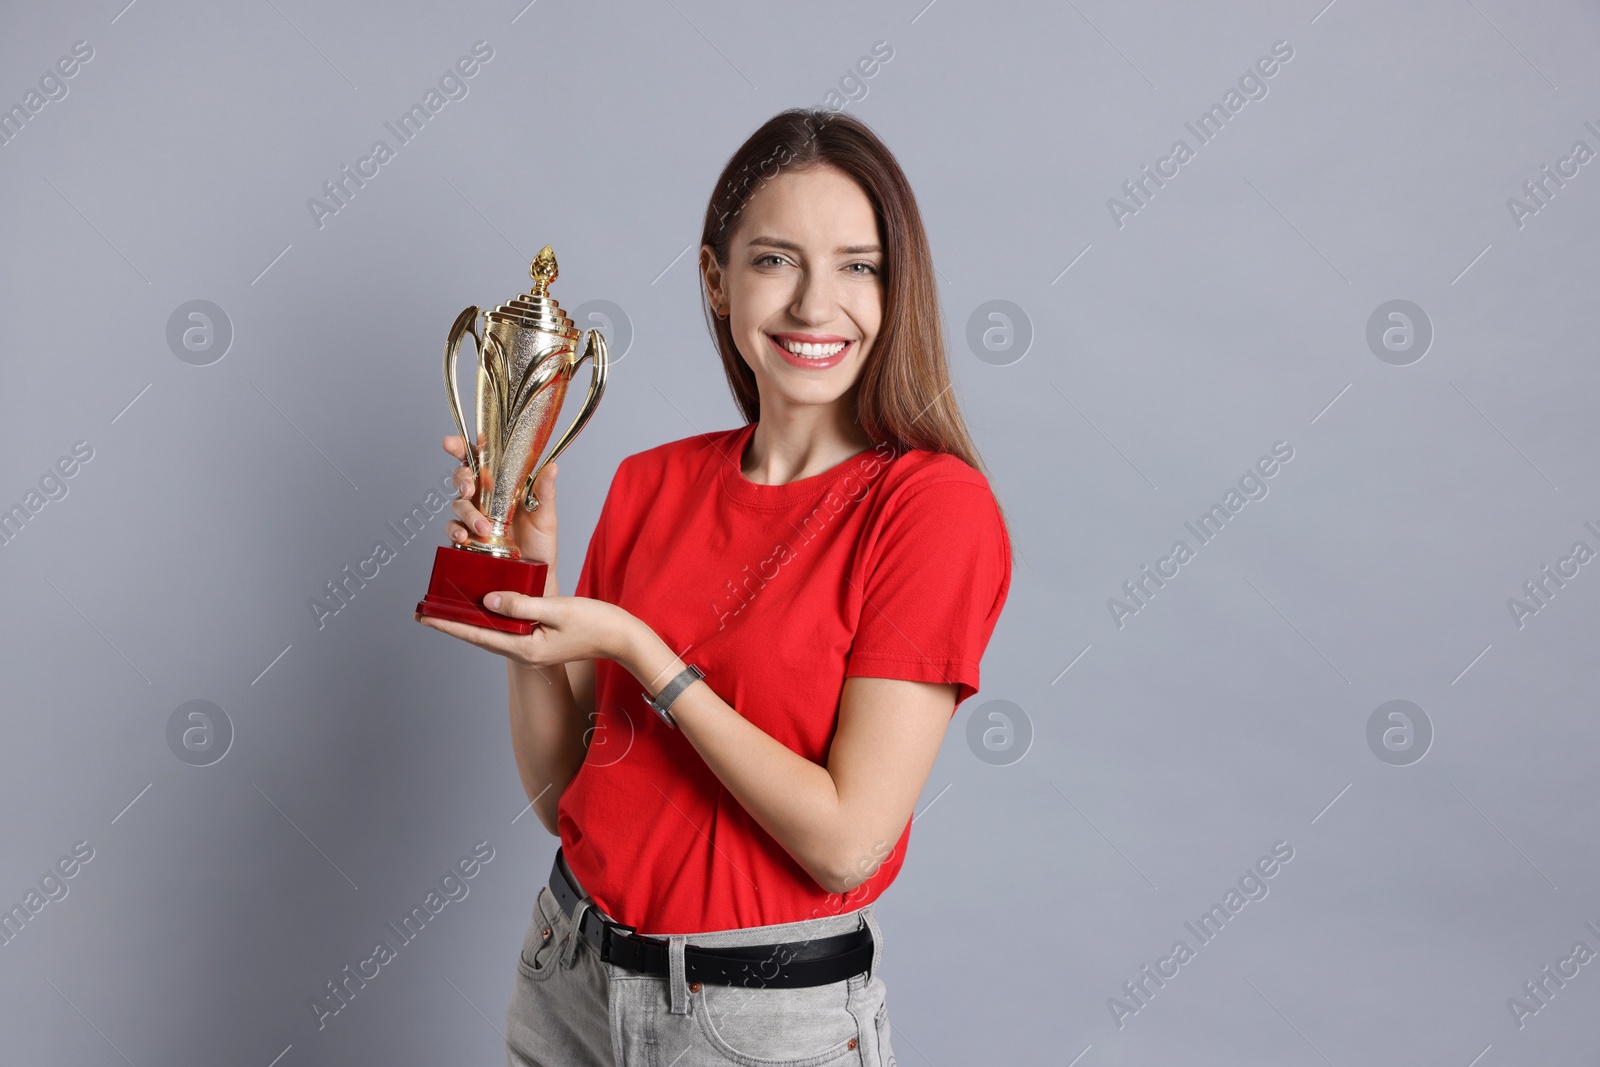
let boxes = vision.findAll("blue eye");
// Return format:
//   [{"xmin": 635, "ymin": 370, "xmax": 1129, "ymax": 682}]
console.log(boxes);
[{"xmin": 847, "ymin": 262, "xmax": 879, "ymax": 276}]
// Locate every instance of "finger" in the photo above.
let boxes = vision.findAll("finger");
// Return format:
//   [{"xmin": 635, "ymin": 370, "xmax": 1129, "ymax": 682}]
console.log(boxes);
[
  {"xmin": 446, "ymin": 518, "xmax": 471, "ymax": 544},
  {"xmin": 451, "ymin": 497, "xmax": 493, "ymax": 537},
  {"xmin": 452, "ymin": 466, "xmax": 476, "ymax": 499},
  {"xmin": 442, "ymin": 435, "xmax": 467, "ymax": 461},
  {"xmin": 525, "ymin": 463, "xmax": 557, "ymax": 521},
  {"xmin": 414, "ymin": 612, "xmax": 525, "ymax": 656},
  {"xmin": 533, "ymin": 461, "xmax": 557, "ymax": 499},
  {"xmin": 484, "ymin": 590, "xmax": 551, "ymax": 620}
]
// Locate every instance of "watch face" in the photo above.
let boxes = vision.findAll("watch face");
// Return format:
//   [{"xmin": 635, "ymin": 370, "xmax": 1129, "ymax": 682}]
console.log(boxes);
[{"xmin": 643, "ymin": 690, "xmax": 675, "ymax": 727}]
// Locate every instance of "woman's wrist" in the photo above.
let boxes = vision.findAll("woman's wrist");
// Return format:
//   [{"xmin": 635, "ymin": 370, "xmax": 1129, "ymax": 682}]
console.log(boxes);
[
  {"xmin": 507, "ymin": 657, "xmax": 563, "ymax": 689},
  {"xmin": 619, "ymin": 617, "xmax": 686, "ymax": 697}
]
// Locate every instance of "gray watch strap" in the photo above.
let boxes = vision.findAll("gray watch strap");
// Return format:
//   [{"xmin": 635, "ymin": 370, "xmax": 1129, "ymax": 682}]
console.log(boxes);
[{"xmin": 643, "ymin": 664, "xmax": 704, "ymax": 728}]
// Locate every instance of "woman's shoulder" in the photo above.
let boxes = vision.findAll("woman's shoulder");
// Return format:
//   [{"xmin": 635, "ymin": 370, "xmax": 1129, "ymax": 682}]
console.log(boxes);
[
  {"xmin": 862, "ymin": 446, "xmax": 1012, "ymax": 580},
  {"xmin": 873, "ymin": 444, "xmax": 996, "ymax": 508}
]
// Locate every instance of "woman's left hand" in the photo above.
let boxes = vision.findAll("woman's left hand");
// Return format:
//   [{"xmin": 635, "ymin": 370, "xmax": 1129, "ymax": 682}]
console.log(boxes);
[{"xmin": 413, "ymin": 592, "xmax": 642, "ymax": 670}]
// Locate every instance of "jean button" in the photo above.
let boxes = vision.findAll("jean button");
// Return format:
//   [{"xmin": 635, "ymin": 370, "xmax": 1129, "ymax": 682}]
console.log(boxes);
[
  {"xmin": 689, "ymin": 981, "xmax": 701, "ymax": 993},
  {"xmin": 848, "ymin": 1038, "xmax": 858, "ymax": 1050}
]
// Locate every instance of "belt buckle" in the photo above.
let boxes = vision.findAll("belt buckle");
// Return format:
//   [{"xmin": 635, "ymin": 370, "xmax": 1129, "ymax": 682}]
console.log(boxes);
[{"xmin": 591, "ymin": 912, "xmax": 640, "ymax": 963}]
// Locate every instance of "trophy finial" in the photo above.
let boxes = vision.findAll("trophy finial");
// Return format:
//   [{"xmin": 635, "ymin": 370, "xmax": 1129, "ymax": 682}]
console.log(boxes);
[{"xmin": 529, "ymin": 246, "xmax": 558, "ymax": 296}]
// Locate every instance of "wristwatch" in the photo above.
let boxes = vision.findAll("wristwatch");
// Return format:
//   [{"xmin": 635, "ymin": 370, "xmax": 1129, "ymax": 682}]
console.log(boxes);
[{"xmin": 642, "ymin": 664, "xmax": 704, "ymax": 729}]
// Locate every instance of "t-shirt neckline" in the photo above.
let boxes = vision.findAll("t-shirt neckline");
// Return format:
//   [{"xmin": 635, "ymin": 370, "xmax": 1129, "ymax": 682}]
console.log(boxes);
[{"xmin": 718, "ymin": 422, "xmax": 874, "ymax": 508}]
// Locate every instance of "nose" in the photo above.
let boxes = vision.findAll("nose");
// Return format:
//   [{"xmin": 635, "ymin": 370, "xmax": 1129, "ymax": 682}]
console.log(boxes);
[{"xmin": 789, "ymin": 265, "xmax": 839, "ymax": 326}]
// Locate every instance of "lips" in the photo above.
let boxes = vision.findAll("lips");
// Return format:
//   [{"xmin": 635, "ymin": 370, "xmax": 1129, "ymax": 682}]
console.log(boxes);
[{"xmin": 767, "ymin": 333, "xmax": 853, "ymax": 370}]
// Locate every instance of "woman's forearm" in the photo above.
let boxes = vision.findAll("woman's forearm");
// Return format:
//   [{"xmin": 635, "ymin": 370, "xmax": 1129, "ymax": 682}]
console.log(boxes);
[
  {"xmin": 620, "ymin": 627, "xmax": 864, "ymax": 894},
  {"xmin": 506, "ymin": 657, "xmax": 590, "ymax": 836}
]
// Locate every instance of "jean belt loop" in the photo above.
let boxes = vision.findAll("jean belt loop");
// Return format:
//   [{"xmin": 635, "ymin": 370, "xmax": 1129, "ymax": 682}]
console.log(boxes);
[
  {"xmin": 667, "ymin": 934, "xmax": 691, "ymax": 1015},
  {"xmin": 562, "ymin": 901, "xmax": 591, "ymax": 969},
  {"xmin": 861, "ymin": 906, "xmax": 884, "ymax": 981}
]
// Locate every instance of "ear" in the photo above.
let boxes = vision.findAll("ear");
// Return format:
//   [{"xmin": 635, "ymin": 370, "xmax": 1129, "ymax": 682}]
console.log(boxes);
[{"xmin": 699, "ymin": 245, "xmax": 727, "ymax": 315}]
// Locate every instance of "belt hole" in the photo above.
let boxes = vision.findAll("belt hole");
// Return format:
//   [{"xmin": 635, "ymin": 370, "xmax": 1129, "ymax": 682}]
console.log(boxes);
[{"xmin": 689, "ymin": 981, "xmax": 701, "ymax": 993}]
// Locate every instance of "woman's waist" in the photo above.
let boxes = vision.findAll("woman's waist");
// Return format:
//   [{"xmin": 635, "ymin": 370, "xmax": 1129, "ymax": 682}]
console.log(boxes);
[{"xmin": 558, "ymin": 838, "xmax": 886, "ymax": 943}]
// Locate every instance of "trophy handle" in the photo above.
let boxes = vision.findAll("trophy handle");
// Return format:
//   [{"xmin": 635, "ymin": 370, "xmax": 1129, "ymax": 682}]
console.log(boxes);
[
  {"xmin": 444, "ymin": 306, "xmax": 484, "ymax": 478},
  {"xmin": 523, "ymin": 327, "xmax": 609, "ymax": 512}
]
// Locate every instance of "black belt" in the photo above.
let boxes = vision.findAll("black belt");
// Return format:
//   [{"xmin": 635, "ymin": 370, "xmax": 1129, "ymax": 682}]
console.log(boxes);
[{"xmin": 547, "ymin": 848, "xmax": 874, "ymax": 989}]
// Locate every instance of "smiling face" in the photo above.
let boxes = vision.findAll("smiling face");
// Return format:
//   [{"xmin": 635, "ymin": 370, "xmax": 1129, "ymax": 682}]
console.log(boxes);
[{"xmin": 701, "ymin": 163, "xmax": 885, "ymax": 417}]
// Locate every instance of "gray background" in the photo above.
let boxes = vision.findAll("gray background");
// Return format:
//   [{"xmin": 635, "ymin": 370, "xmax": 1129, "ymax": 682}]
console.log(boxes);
[{"xmin": 2, "ymin": 0, "xmax": 1597, "ymax": 1063}]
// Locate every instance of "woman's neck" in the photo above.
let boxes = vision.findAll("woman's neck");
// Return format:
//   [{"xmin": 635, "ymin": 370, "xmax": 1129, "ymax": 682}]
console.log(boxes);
[{"xmin": 741, "ymin": 404, "xmax": 873, "ymax": 487}]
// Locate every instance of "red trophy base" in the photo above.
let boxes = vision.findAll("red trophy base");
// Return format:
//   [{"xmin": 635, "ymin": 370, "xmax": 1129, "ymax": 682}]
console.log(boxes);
[{"xmin": 416, "ymin": 545, "xmax": 549, "ymax": 634}]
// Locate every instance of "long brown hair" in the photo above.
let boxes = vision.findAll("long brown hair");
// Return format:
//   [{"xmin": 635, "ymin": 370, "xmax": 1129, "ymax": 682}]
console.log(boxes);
[{"xmin": 700, "ymin": 108, "xmax": 1012, "ymax": 542}]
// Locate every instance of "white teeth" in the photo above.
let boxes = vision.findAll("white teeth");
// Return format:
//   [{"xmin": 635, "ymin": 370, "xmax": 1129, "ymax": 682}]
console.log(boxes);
[{"xmin": 777, "ymin": 338, "xmax": 847, "ymax": 359}]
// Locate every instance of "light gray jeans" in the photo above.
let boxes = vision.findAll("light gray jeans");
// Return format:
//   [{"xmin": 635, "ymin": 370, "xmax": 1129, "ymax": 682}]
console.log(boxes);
[{"xmin": 504, "ymin": 877, "xmax": 898, "ymax": 1066}]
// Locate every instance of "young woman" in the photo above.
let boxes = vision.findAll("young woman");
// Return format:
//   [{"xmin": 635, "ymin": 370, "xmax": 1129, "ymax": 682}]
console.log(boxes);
[{"xmin": 416, "ymin": 108, "xmax": 1013, "ymax": 1067}]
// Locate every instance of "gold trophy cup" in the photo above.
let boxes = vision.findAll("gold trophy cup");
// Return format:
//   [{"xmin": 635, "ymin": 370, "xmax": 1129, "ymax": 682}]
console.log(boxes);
[{"xmin": 416, "ymin": 245, "xmax": 607, "ymax": 633}]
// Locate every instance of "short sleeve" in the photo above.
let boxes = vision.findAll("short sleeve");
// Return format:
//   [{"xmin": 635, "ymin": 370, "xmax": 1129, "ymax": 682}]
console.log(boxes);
[{"xmin": 844, "ymin": 478, "xmax": 1012, "ymax": 709}]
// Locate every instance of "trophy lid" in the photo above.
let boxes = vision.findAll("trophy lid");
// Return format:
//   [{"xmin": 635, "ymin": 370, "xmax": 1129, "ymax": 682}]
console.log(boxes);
[{"xmin": 487, "ymin": 245, "xmax": 578, "ymax": 337}]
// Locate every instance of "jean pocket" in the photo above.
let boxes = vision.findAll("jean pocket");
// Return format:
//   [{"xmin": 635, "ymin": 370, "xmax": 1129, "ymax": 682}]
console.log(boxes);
[
  {"xmin": 690, "ymin": 975, "xmax": 865, "ymax": 1066},
  {"xmin": 873, "ymin": 1001, "xmax": 896, "ymax": 1067},
  {"xmin": 515, "ymin": 886, "xmax": 566, "ymax": 982}
]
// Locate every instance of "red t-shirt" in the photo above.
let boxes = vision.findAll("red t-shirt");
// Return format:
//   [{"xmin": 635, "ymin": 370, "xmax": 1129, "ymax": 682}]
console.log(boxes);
[{"xmin": 557, "ymin": 422, "xmax": 1011, "ymax": 935}]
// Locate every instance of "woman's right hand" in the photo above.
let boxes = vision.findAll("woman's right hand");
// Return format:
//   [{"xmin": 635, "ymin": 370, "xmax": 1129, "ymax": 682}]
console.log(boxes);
[{"xmin": 443, "ymin": 435, "xmax": 561, "ymax": 595}]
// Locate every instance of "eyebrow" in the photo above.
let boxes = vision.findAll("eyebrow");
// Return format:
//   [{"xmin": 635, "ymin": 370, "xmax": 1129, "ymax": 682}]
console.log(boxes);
[{"xmin": 746, "ymin": 235, "xmax": 882, "ymax": 255}]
